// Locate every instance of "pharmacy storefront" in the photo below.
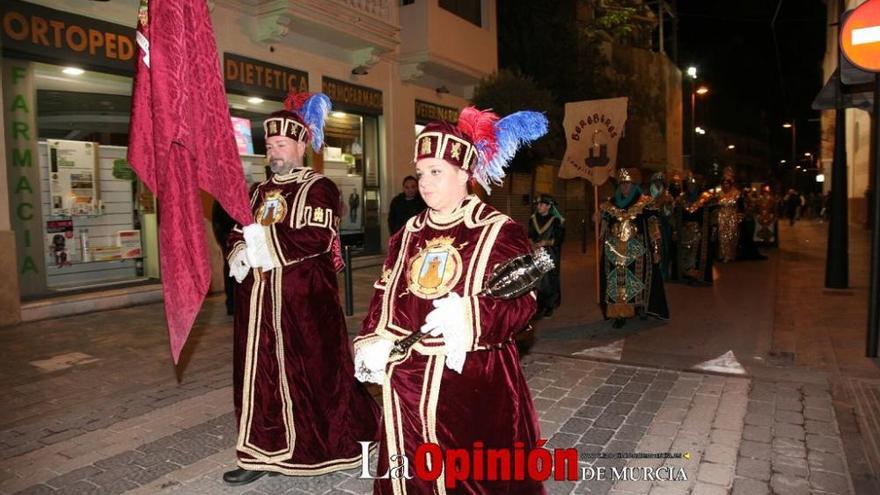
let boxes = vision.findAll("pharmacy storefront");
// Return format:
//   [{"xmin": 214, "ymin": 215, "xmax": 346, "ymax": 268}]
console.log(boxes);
[
  {"xmin": 2, "ymin": 0, "xmax": 157, "ymax": 305},
  {"xmin": 1, "ymin": 0, "xmax": 395, "ymax": 322}
]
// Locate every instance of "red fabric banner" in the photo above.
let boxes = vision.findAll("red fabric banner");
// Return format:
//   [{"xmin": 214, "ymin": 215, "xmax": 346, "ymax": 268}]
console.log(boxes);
[{"xmin": 128, "ymin": 0, "xmax": 252, "ymax": 363}]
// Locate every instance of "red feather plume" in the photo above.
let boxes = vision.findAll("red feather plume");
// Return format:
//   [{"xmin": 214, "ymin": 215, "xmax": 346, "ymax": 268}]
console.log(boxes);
[
  {"xmin": 456, "ymin": 106, "xmax": 499, "ymax": 162},
  {"xmin": 283, "ymin": 91, "xmax": 311, "ymax": 112}
]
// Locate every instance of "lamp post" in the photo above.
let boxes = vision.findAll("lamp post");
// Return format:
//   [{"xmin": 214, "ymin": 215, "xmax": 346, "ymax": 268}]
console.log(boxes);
[
  {"xmin": 688, "ymin": 69, "xmax": 709, "ymax": 171},
  {"xmin": 783, "ymin": 122, "xmax": 797, "ymax": 182},
  {"xmin": 687, "ymin": 66, "xmax": 697, "ymax": 169}
]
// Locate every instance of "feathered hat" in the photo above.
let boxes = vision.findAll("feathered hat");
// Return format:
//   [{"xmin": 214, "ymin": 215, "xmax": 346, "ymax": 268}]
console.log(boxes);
[
  {"xmin": 414, "ymin": 106, "xmax": 548, "ymax": 194},
  {"xmin": 263, "ymin": 91, "xmax": 331, "ymax": 152},
  {"xmin": 616, "ymin": 168, "xmax": 640, "ymax": 184}
]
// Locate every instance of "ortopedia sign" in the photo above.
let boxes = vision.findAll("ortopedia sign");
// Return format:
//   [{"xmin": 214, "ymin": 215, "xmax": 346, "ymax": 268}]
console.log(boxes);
[{"xmin": 841, "ymin": 0, "xmax": 880, "ymax": 73}]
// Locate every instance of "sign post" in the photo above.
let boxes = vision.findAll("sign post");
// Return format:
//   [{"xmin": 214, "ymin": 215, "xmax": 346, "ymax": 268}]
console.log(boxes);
[
  {"xmin": 840, "ymin": 0, "xmax": 880, "ymax": 357},
  {"xmin": 559, "ymin": 98, "xmax": 629, "ymax": 305}
]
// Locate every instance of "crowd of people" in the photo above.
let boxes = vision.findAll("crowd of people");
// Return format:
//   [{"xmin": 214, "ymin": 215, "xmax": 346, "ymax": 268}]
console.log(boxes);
[
  {"xmin": 211, "ymin": 89, "xmax": 814, "ymax": 492},
  {"xmin": 590, "ymin": 166, "xmax": 781, "ymax": 329}
]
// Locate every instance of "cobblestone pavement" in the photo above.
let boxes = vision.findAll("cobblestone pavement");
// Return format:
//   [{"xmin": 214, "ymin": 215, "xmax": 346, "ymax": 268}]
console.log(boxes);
[
  {"xmin": 0, "ymin": 221, "xmax": 870, "ymax": 494},
  {"xmin": 0, "ymin": 337, "xmax": 854, "ymax": 495}
]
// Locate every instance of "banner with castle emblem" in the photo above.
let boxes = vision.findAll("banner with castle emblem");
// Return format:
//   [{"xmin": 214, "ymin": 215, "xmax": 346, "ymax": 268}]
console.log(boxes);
[{"xmin": 558, "ymin": 97, "xmax": 628, "ymax": 185}]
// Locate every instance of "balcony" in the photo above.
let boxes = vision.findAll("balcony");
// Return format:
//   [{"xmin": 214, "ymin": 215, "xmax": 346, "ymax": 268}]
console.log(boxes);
[
  {"xmin": 399, "ymin": 0, "xmax": 497, "ymax": 87},
  {"xmin": 216, "ymin": 0, "xmax": 400, "ymax": 55}
]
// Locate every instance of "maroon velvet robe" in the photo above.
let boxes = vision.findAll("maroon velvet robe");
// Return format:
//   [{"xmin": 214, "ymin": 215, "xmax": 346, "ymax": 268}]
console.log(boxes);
[
  {"xmin": 356, "ymin": 196, "xmax": 544, "ymax": 494},
  {"xmin": 228, "ymin": 169, "xmax": 380, "ymax": 475}
]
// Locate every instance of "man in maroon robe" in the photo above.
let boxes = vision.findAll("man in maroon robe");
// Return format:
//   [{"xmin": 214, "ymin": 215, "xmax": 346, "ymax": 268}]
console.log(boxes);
[{"xmin": 224, "ymin": 92, "xmax": 380, "ymax": 485}]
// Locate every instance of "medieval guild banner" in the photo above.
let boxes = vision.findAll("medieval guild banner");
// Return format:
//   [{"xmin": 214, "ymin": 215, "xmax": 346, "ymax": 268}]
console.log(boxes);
[{"xmin": 558, "ymin": 97, "xmax": 628, "ymax": 185}]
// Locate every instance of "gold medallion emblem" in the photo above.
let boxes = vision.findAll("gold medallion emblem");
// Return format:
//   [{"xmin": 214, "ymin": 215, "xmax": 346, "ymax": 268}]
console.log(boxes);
[
  {"xmin": 255, "ymin": 190, "xmax": 288, "ymax": 226},
  {"xmin": 450, "ymin": 141, "xmax": 462, "ymax": 160},
  {"xmin": 407, "ymin": 236, "xmax": 463, "ymax": 299},
  {"xmin": 420, "ymin": 136, "xmax": 433, "ymax": 156}
]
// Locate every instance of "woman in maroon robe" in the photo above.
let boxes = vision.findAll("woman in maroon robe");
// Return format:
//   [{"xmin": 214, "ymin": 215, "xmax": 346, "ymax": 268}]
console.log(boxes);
[{"xmin": 354, "ymin": 107, "xmax": 549, "ymax": 494}]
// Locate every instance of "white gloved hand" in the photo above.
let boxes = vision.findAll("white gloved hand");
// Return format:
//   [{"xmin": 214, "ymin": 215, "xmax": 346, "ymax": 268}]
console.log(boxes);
[
  {"xmin": 243, "ymin": 223, "xmax": 275, "ymax": 272},
  {"xmin": 354, "ymin": 338, "xmax": 394, "ymax": 384},
  {"xmin": 420, "ymin": 293, "xmax": 469, "ymax": 373},
  {"xmin": 229, "ymin": 249, "xmax": 251, "ymax": 283}
]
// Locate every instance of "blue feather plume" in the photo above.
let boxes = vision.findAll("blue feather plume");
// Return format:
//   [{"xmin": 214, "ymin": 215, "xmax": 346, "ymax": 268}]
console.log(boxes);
[
  {"xmin": 300, "ymin": 93, "xmax": 331, "ymax": 152},
  {"xmin": 473, "ymin": 111, "xmax": 548, "ymax": 194}
]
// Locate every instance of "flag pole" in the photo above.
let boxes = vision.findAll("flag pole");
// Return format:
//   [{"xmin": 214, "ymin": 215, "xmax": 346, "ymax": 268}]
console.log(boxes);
[
  {"xmin": 581, "ymin": 180, "xmax": 588, "ymax": 254},
  {"xmin": 594, "ymin": 184, "xmax": 600, "ymax": 305}
]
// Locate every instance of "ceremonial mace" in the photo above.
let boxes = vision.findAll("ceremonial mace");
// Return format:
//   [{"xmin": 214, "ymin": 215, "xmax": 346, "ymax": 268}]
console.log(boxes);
[{"xmin": 390, "ymin": 247, "xmax": 555, "ymax": 356}]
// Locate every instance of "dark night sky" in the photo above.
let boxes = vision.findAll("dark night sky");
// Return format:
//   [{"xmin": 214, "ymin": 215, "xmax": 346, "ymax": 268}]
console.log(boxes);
[{"xmin": 675, "ymin": 0, "xmax": 828, "ymax": 161}]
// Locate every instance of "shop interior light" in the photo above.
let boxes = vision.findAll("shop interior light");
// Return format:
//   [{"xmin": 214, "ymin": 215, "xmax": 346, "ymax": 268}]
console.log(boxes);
[
  {"xmin": 331, "ymin": 111, "xmax": 347, "ymax": 118},
  {"xmin": 62, "ymin": 67, "xmax": 85, "ymax": 76},
  {"xmin": 727, "ymin": 144, "xmax": 735, "ymax": 150},
  {"xmin": 816, "ymin": 174, "xmax": 825, "ymax": 183},
  {"xmin": 247, "ymin": 97, "xmax": 263, "ymax": 104}
]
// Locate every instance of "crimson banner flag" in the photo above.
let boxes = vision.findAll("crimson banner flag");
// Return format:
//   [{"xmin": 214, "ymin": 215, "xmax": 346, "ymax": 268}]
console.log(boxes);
[{"xmin": 128, "ymin": 0, "xmax": 252, "ymax": 363}]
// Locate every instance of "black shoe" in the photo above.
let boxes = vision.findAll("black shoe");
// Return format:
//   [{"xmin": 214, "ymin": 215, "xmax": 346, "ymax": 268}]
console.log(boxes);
[
  {"xmin": 223, "ymin": 468, "xmax": 271, "ymax": 486},
  {"xmin": 612, "ymin": 318, "xmax": 626, "ymax": 329},
  {"xmin": 544, "ymin": 308, "xmax": 554, "ymax": 318}
]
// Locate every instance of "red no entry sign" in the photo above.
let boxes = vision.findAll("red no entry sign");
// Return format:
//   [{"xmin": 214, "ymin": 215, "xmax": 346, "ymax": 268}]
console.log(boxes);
[{"xmin": 841, "ymin": 0, "xmax": 880, "ymax": 73}]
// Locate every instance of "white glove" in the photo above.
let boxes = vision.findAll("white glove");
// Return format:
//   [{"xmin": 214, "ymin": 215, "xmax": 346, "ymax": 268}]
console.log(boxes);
[
  {"xmin": 242, "ymin": 223, "xmax": 275, "ymax": 272},
  {"xmin": 229, "ymin": 249, "xmax": 250, "ymax": 283},
  {"xmin": 354, "ymin": 339, "xmax": 394, "ymax": 384},
  {"xmin": 420, "ymin": 293, "xmax": 468, "ymax": 373}
]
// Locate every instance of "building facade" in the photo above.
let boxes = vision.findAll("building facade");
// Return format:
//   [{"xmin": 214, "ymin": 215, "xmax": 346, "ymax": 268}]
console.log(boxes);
[
  {"xmin": 820, "ymin": 0, "xmax": 872, "ymax": 226},
  {"xmin": 0, "ymin": 0, "xmax": 498, "ymax": 325}
]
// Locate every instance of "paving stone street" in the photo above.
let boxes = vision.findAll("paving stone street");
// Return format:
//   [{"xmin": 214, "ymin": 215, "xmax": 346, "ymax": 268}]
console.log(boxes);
[{"xmin": 0, "ymin": 221, "xmax": 876, "ymax": 494}]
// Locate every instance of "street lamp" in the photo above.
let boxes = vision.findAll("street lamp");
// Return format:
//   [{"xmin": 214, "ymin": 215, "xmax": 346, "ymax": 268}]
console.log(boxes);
[
  {"xmin": 783, "ymin": 122, "xmax": 797, "ymax": 172},
  {"xmin": 690, "ymin": 78, "xmax": 708, "ymax": 170},
  {"xmin": 727, "ymin": 144, "xmax": 736, "ymax": 150}
]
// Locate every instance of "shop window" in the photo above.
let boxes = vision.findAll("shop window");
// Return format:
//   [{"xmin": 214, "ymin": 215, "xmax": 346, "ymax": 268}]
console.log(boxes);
[
  {"xmin": 323, "ymin": 112, "xmax": 368, "ymax": 242},
  {"xmin": 31, "ymin": 63, "xmax": 156, "ymax": 292},
  {"xmin": 439, "ymin": 0, "xmax": 482, "ymax": 27}
]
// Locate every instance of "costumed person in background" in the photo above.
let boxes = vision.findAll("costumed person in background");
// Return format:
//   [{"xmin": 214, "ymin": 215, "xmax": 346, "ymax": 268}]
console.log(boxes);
[
  {"xmin": 599, "ymin": 168, "xmax": 669, "ymax": 329},
  {"xmin": 223, "ymin": 91, "xmax": 380, "ymax": 485},
  {"xmin": 647, "ymin": 171, "xmax": 675, "ymax": 280},
  {"xmin": 753, "ymin": 184, "xmax": 779, "ymax": 247},
  {"xmin": 739, "ymin": 187, "xmax": 768, "ymax": 260},
  {"xmin": 387, "ymin": 175, "xmax": 427, "ymax": 234},
  {"xmin": 665, "ymin": 172, "xmax": 684, "ymax": 281},
  {"xmin": 674, "ymin": 174, "xmax": 717, "ymax": 286},
  {"xmin": 528, "ymin": 194, "xmax": 565, "ymax": 318},
  {"xmin": 353, "ymin": 107, "xmax": 548, "ymax": 494},
  {"xmin": 716, "ymin": 167, "xmax": 743, "ymax": 263}
]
